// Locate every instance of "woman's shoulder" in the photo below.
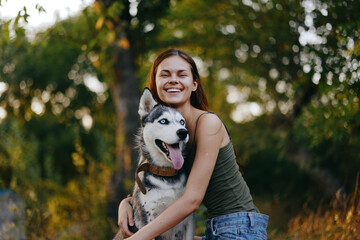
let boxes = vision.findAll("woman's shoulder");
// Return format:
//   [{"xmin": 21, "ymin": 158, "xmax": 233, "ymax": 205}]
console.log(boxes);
[
  {"xmin": 196, "ymin": 111, "xmax": 224, "ymax": 136},
  {"xmin": 198, "ymin": 111, "xmax": 221, "ymax": 123}
]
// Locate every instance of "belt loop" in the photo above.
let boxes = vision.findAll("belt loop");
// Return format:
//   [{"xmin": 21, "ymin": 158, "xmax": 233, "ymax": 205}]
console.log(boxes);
[
  {"xmin": 248, "ymin": 213, "xmax": 254, "ymax": 227},
  {"xmin": 210, "ymin": 218, "xmax": 215, "ymax": 234}
]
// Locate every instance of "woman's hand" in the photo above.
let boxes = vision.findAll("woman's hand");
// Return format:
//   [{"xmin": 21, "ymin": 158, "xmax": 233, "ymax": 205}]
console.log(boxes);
[{"xmin": 118, "ymin": 195, "xmax": 135, "ymax": 237}]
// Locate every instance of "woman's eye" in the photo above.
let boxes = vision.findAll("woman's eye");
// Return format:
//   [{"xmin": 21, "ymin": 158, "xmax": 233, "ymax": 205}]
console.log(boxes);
[
  {"xmin": 180, "ymin": 119, "xmax": 185, "ymax": 125},
  {"xmin": 159, "ymin": 119, "xmax": 169, "ymax": 124}
]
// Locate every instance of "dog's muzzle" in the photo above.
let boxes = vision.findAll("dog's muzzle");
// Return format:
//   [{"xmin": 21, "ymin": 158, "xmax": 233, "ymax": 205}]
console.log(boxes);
[{"xmin": 177, "ymin": 128, "xmax": 188, "ymax": 141}]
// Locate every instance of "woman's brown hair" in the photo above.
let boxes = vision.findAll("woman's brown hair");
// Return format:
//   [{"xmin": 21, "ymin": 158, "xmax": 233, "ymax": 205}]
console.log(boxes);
[{"xmin": 149, "ymin": 49, "xmax": 208, "ymax": 111}]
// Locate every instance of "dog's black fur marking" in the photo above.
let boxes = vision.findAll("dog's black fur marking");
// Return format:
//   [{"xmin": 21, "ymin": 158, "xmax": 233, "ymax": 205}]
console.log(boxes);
[
  {"xmin": 128, "ymin": 224, "xmax": 138, "ymax": 234},
  {"xmin": 130, "ymin": 191, "xmax": 146, "ymax": 232},
  {"xmin": 141, "ymin": 104, "xmax": 161, "ymax": 125},
  {"xmin": 139, "ymin": 135, "xmax": 152, "ymax": 161},
  {"xmin": 143, "ymin": 171, "xmax": 186, "ymax": 190},
  {"xmin": 142, "ymin": 104, "xmax": 176, "ymax": 125}
]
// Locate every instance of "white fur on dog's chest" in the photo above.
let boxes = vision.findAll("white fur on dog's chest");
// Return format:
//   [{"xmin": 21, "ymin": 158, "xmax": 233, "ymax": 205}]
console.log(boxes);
[
  {"xmin": 136, "ymin": 174, "xmax": 191, "ymax": 240},
  {"xmin": 139, "ymin": 174, "xmax": 186, "ymax": 221}
]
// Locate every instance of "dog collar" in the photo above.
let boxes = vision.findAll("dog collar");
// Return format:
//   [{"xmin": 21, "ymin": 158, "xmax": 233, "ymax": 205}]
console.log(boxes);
[{"xmin": 135, "ymin": 162, "xmax": 179, "ymax": 194}]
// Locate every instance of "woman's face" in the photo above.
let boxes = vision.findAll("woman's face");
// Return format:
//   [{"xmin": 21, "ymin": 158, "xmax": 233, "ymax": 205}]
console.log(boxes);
[{"xmin": 155, "ymin": 56, "xmax": 198, "ymax": 108}]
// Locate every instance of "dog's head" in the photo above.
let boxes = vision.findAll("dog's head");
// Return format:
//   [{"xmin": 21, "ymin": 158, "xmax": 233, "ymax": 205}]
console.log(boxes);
[{"xmin": 138, "ymin": 88, "xmax": 188, "ymax": 170}]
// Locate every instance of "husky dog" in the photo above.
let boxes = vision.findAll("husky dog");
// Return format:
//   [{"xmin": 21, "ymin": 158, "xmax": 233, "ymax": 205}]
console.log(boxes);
[{"xmin": 113, "ymin": 88, "xmax": 194, "ymax": 240}]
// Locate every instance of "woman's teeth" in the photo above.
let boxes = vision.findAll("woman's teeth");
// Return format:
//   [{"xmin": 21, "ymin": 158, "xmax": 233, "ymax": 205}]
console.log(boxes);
[{"xmin": 167, "ymin": 89, "xmax": 181, "ymax": 93}]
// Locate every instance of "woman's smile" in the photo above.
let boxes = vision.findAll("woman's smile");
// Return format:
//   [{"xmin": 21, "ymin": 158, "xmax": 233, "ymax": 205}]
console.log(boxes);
[
  {"xmin": 156, "ymin": 56, "xmax": 198, "ymax": 107},
  {"xmin": 165, "ymin": 88, "xmax": 182, "ymax": 93}
]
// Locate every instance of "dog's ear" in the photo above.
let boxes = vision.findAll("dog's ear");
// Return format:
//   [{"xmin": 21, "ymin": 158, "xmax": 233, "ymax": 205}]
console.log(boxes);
[{"xmin": 138, "ymin": 88, "xmax": 158, "ymax": 118}]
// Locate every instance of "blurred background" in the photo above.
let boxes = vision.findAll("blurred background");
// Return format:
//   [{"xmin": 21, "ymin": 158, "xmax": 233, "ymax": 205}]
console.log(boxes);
[{"xmin": 0, "ymin": 0, "xmax": 359, "ymax": 239}]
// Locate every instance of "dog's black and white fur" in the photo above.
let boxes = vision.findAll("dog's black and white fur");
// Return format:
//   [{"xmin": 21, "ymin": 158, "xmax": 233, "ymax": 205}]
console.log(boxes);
[{"xmin": 113, "ymin": 88, "xmax": 194, "ymax": 240}]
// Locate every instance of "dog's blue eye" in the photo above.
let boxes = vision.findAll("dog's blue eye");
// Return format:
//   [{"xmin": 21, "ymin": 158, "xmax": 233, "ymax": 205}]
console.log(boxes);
[
  {"xmin": 180, "ymin": 119, "xmax": 185, "ymax": 126},
  {"xmin": 159, "ymin": 119, "xmax": 169, "ymax": 124}
]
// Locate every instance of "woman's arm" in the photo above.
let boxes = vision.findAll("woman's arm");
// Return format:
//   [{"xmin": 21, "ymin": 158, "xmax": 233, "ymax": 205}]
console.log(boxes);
[
  {"xmin": 126, "ymin": 114, "xmax": 228, "ymax": 240},
  {"xmin": 118, "ymin": 196, "xmax": 135, "ymax": 237}
]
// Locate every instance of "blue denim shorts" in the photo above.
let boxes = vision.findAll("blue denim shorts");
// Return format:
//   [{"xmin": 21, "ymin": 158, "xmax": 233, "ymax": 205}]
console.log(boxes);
[{"xmin": 201, "ymin": 212, "xmax": 269, "ymax": 240}]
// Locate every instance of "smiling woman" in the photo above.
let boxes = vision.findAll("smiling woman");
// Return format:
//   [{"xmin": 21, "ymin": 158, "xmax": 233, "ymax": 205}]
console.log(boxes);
[
  {"xmin": 149, "ymin": 49, "xmax": 209, "ymax": 111},
  {"xmin": 117, "ymin": 49, "xmax": 268, "ymax": 240},
  {"xmin": 155, "ymin": 55, "xmax": 198, "ymax": 109}
]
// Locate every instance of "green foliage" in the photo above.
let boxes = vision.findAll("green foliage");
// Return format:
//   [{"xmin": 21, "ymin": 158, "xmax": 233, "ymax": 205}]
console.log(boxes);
[
  {"xmin": 0, "ymin": 117, "xmax": 41, "ymax": 186},
  {"xmin": 0, "ymin": 7, "xmax": 116, "ymax": 238},
  {"xmin": 149, "ymin": 0, "xmax": 360, "ymax": 235}
]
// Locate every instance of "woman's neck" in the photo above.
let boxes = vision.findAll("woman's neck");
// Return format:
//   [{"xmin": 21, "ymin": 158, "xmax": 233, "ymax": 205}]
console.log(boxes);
[
  {"xmin": 175, "ymin": 104, "xmax": 194, "ymax": 121},
  {"xmin": 177, "ymin": 105, "xmax": 205, "ymax": 130}
]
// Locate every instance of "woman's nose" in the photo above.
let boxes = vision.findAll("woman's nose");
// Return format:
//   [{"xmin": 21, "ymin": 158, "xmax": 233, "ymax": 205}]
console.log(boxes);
[{"xmin": 169, "ymin": 74, "xmax": 179, "ymax": 83}]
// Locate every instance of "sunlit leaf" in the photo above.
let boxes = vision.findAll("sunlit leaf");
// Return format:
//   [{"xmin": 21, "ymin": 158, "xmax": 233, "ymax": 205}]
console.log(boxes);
[
  {"xmin": 93, "ymin": 1, "xmax": 102, "ymax": 15},
  {"xmin": 105, "ymin": 20, "xmax": 114, "ymax": 30},
  {"xmin": 95, "ymin": 17, "xmax": 104, "ymax": 30},
  {"xmin": 117, "ymin": 37, "xmax": 130, "ymax": 50}
]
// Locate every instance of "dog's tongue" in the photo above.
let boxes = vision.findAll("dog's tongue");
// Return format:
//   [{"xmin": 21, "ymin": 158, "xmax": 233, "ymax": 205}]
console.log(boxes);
[{"xmin": 166, "ymin": 144, "xmax": 184, "ymax": 170}]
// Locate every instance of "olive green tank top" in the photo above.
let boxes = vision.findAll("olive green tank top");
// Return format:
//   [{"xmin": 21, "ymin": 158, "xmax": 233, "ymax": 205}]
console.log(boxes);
[{"xmin": 183, "ymin": 112, "xmax": 259, "ymax": 218}]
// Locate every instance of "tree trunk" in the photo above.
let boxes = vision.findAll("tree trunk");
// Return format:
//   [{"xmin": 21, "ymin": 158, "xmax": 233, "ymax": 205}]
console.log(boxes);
[
  {"xmin": 288, "ymin": 147, "xmax": 345, "ymax": 198},
  {"xmin": 286, "ymin": 79, "xmax": 345, "ymax": 198},
  {"xmin": 106, "ymin": 29, "xmax": 139, "ymax": 224}
]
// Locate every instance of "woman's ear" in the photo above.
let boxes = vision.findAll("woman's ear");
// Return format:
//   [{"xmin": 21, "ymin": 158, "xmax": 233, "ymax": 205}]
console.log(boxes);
[{"xmin": 192, "ymin": 80, "xmax": 199, "ymax": 92}]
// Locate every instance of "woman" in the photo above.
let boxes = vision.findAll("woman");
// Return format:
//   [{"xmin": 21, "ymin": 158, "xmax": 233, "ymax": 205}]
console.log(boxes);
[{"xmin": 118, "ymin": 49, "xmax": 269, "ymax": 239}]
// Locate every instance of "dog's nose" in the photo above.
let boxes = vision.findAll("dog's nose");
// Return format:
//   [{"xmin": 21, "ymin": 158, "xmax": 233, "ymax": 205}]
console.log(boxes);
[{"xmin": 177, "ymin": 128, "xmax": 188, "ymax": 140}]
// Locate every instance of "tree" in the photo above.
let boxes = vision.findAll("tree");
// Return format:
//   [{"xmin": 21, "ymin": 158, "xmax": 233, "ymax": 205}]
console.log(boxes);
[
  {"xmin": 154, "ymin": 0, "xmax": 360, "ymax": 199},
  {"xmin": 88, "ymin": 0, "xmax": 175, "ymax": 223},
  {"xmin": 0, "ymin": 8, "xmax": 115, "ymax": 238}
]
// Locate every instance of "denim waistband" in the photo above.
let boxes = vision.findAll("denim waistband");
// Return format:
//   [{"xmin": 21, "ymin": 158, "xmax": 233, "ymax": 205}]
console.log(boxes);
[
  {"xmin": 203, "ymin": 212, "xmax": 269, "ymax": 240},
  {"xmin": 206, "ymin": 212, "xmax": 269, "ymax": 229}
]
